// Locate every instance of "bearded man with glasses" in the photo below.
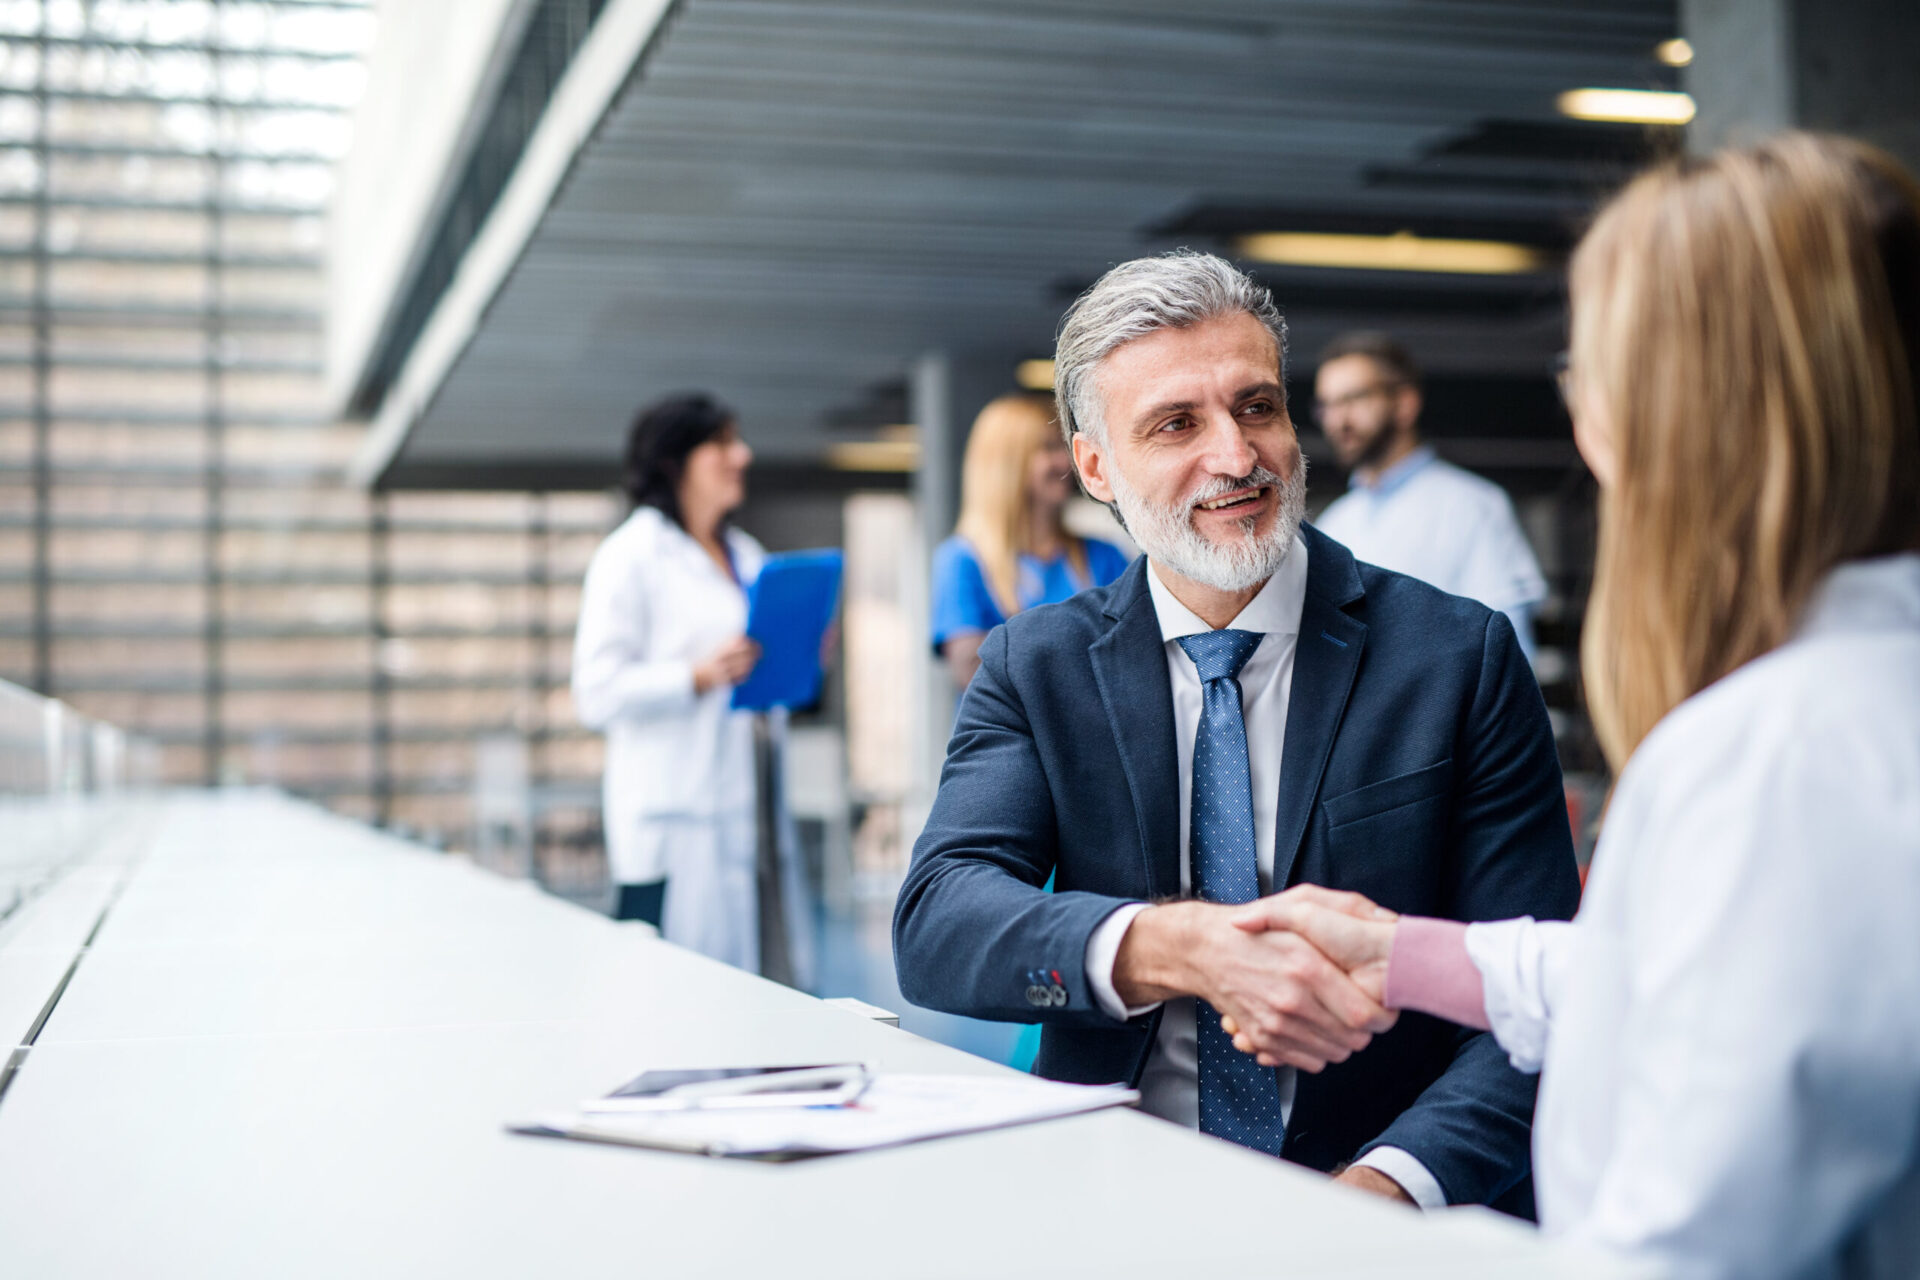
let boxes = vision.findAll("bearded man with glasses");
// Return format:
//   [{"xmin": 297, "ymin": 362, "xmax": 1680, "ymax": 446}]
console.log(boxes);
[{"xmin": 1312, "ymin": 332, "xmax": 1547, "ymax": 663}]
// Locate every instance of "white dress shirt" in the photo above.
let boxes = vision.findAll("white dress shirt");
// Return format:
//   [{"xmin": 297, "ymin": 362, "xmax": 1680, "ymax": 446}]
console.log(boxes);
[
  {"xmin": 1463, "ymin": 554, "xmax": 1920, "ymax": 1278},
  {"xmin": 1082, "ymin": 539, "xmax": 1444, "ymax": 1207},
  {"xmin": 1314, "ymin": 447, "xmax": 1546, "ymax": 661}
]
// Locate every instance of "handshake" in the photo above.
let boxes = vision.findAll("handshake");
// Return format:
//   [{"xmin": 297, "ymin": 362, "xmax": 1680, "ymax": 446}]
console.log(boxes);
[{"xmin": 1113, "ymin": 885, "xmax": 1404, "ymax": 1072}]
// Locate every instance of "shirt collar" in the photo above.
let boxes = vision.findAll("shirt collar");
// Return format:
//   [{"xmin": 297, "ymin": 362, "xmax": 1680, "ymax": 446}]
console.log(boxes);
[
  {"xmin": 638, "ymin": 506, "xmax": 746, "ymax": 582},
  {"xmin": 1351, "ymin": 444, "xmax": 1437, "ymax": 499},
  {"xmin": 1144, "ymin": 536, "xmax": 1310, "ymax": 643},
  {"xmin": 1796, "ymin": 553, "xmax": 1920, "ymax": 641}
]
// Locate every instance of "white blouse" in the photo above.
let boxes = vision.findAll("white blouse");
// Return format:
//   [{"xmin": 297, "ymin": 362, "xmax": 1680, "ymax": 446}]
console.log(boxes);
[
  {"xmin": 571, "ymin": 506, "xmax": 770, "ymax": 883},
  {"xmin": 1467, "ymin": 555, "xmax": 1920, "ymax": 1280}
]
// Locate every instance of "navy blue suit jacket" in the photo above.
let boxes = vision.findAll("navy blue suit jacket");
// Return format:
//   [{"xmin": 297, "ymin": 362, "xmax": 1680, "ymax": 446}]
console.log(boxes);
[{"xmin": 894, "ymin": 524, "xmax": 1579, "ymax": 1206}]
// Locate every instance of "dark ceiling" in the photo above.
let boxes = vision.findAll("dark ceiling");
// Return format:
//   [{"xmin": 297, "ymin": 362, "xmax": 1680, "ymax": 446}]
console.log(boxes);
[{"xmin": 380, "ymin": 0, "xmax": 1679, "ymax": 485}]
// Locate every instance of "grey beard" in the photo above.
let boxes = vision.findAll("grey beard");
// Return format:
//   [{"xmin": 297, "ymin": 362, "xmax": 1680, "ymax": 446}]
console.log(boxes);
[{"xmin": 1109, "ymin": 457, "xmax": 1307, "ymax": 593}]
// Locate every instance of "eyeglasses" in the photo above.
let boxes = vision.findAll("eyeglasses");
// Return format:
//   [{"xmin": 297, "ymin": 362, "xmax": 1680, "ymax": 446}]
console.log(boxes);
[
  {"xmin": 1309, "ymin": 382, "xmax": 1401, "ymax": 425},
  {"xmin": 1551, "ymin": 351, "xmax": 1573, "ymax": 408}
]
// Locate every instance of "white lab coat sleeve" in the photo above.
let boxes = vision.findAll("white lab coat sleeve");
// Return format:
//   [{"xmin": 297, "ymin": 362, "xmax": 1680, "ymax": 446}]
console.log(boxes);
[
  {"xmin": 1559, "ymin": 727, "xmax": 1920, "ymax": 1280},
  {"xmin": 570, "ymin": 535, "xmax": 697, "ymax": 728}
]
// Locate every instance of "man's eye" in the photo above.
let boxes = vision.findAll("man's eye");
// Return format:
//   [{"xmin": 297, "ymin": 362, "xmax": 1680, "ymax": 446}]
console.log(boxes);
[
  {"xmin": 1157, "ymin": 417, "xmax": 1192, "ymax": 433},
  {"xmin": 1240, "ymin": 400, "xmax": 1275, "ymax": 418}
]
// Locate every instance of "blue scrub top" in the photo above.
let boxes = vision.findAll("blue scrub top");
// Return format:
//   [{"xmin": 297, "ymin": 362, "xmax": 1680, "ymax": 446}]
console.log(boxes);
[{"xmin": 930, "ymin": 535, "xmax": 1131, "ymax": 652}]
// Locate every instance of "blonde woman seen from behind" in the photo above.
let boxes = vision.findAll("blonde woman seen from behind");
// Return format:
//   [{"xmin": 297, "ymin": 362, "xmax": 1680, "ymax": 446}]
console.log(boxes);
[
  {"xmin": 931, "ymin": 393, "xmax": 1130, "ymax": 687},
  {"xmin": 1232, "ymin": 134, "xmax": 1920, "ymax": 1279}
]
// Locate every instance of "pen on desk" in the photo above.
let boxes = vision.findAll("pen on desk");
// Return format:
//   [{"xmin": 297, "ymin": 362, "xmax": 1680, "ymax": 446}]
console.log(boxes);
[{"xmin": 578, "ymin": 1064, "xmax": 873, "ymax": 1113}]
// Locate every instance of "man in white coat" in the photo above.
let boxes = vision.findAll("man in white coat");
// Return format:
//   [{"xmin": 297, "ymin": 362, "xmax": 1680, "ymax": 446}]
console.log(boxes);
[{"xmin": 1311, "ymin": 332, "xmax": 1547, "ymax": 663}]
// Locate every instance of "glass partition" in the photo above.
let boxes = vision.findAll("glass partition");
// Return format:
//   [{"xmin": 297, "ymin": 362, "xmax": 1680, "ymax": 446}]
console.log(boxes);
[{"xmin": 0, "ymin": 674, "xmax": 157, "ymax": 927}]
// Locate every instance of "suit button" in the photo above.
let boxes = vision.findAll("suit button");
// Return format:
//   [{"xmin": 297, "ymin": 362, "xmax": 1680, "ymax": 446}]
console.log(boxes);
[
  {"xmin": 1025, "ymin": 985, "xmax": 1047, "ymax": 1006},
  {"xmin": 1048, "ymin": 984, "xmax": 1068, "ymax": 1007}
]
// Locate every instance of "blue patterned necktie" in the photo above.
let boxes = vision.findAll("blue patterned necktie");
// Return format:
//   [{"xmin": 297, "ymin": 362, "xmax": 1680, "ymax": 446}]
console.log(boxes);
[{"xmin": 1177, "ymin": 628, "xmax": 1283, "ymax": 1155}]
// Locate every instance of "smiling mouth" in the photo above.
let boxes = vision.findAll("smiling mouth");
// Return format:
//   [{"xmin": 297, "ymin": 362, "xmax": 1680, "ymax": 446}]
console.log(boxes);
[{"xmin": 1194, "ymin": 487, "xmax": 1269, "ymax": 513}]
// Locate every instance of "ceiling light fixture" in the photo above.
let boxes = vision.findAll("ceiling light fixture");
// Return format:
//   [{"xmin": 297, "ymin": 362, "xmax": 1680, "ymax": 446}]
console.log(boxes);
[
  {"xmin": 1655, "ymin": 37, "xmax": 1693, "ymax": 67},
  {"xmin": 1016, "ymin": 359, "xmax": 1055, "ymax": 391},
  {"xmin": 1235, "ymin": 230, "xmax": 1547, "ymax": 275},
  {"xmin": 1557, "ymin": 87, "xmax": 1696, "ymax": 125}
]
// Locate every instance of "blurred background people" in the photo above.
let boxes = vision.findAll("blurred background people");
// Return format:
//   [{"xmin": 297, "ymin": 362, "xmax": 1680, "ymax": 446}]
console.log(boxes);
[
  {"xmin": 1237, "ymin": 132, "xmax": 1920, "ymax": 1278},
  {"xmin": 572, "ymin": 393, "xmax": 807, "ymax": 978},
  {"xmin": 1311, "ymin": 333, "xmax": 1547, "ymax": 662},
  {"xmin": 931, "ymin": 393, "xmax": 1131, "ymax": 688}
]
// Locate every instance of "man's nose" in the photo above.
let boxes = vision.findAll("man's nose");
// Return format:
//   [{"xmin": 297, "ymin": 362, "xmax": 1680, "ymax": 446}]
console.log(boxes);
[{"xmin": 1198, "ymin": 412, "xmax": 1258, "ymax": 477}]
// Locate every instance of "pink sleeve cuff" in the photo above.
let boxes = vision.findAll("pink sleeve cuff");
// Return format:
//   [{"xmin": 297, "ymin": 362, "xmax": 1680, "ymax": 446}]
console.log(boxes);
[{"xmin": 1383, "ymin": 917, "xmax": 1491, "ymax": 1031}]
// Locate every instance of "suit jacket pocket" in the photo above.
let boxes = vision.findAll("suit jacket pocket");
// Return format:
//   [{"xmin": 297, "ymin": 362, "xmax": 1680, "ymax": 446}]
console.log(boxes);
[{"xmin": 1322, "ymin": 758, "xmax": 1453, "ymax": 830}]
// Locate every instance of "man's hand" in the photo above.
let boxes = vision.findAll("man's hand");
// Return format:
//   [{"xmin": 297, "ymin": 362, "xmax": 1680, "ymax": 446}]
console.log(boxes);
[
  {"xmin": 1219, "ymin": 886, "xmax": 1400, "ymax": 1065},
  {"xmin": 1334, "ymin": 1164, "xmax": 1415, "ymax": 1206},
  {"xmin": 1112, "ymin": 900, "xmax": 1395, "ymax": 1073}
]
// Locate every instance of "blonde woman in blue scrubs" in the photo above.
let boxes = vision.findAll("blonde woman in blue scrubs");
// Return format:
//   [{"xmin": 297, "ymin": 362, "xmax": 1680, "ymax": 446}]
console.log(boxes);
[{"xmin": 932, "ymin": 393, "xmax": 1129, "ymax": 688}]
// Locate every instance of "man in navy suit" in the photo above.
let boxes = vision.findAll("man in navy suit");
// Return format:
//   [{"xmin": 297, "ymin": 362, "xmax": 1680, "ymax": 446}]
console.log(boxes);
[{"xmin": 894, "ymin": 251, "xmax": 1579, "ymax": 1209}]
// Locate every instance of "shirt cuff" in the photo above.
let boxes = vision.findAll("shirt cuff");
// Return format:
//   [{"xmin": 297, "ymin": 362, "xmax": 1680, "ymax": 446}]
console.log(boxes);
[
  {"xmin": 1083, "ymin": 902, "xmax": 1157, "ymax": 1021},
  {"xmin": 1463, "ymin": 917, "xmax": 1558, "ymax": 1074},
  {"xmin": 1352, "ymin": 1146, "xmax": 1448, "ymax": 1210}
]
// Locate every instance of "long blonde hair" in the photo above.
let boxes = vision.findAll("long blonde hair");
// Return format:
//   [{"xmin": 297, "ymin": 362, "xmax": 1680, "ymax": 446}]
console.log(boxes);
[
  {"xmin": 953, "ymin": 393, "xmax": 1089, "ymax": 618},
  {"xmin": 1573, "ymin": 132, "xmax": 1920, "ymax": 771}
]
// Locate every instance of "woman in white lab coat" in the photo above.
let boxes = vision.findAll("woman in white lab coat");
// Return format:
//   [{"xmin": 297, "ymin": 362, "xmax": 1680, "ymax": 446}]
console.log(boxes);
[
  {"xmin": 571, "ymin": 393, "xmax": 808, "ymax": 978},
  {"xmin": 1232, "ymin": 134, "xmax": 1920, "ymax": 1278}
]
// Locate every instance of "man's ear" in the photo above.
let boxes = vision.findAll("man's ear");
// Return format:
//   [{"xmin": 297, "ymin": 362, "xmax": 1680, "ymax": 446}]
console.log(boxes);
[{"xmin": 1070, "ymin": 433, "xmax": 1116, "ymax": 504}]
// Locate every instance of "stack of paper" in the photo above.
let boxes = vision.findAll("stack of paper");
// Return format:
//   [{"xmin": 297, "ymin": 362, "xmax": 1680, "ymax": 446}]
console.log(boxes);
[{"xmin": 512, "ymin": 1074, "xmax": 1138, "ymax": 1159}]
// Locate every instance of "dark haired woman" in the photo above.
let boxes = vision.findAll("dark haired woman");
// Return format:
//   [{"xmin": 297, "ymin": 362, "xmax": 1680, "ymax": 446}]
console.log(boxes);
[{"xmin": 572, "ymin": 393, "xmax": 801, "ymax": 976}]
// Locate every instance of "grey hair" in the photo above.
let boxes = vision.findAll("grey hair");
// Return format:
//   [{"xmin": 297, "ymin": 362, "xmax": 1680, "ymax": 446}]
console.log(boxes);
[{"xmin": 1053, "ymin": 249, "xmax": 1288, "ymax": 444}]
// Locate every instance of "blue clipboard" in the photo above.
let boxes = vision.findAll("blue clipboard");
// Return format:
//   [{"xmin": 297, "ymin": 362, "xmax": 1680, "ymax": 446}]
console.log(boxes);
[{"xmin": 731, "ymin": 549, "xmax": 843, "ymax": 712}]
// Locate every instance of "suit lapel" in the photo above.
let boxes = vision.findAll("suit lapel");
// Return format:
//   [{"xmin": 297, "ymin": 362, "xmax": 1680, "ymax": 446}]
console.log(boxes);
[
  {"xmin": 1089, "ymin": 561, "xmax": 1181, "ymax": 899},
  {"xmin": 1271, "ymin": 528, "xmax": 1367, "ymax": 890}
]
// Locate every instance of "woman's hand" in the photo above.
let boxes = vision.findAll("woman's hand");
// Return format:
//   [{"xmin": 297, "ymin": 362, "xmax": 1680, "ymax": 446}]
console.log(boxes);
[
  {"xmin": 692, "ymin": 635, "xmax": 761, "ymax": 695},
  {"xmin": 1230, "ymin": 886, "xmax": 1397, "ymax": 999},
  {"xmin": 1219, "ymin": 886, "xmax": 1399, "ymax": 1065}
]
